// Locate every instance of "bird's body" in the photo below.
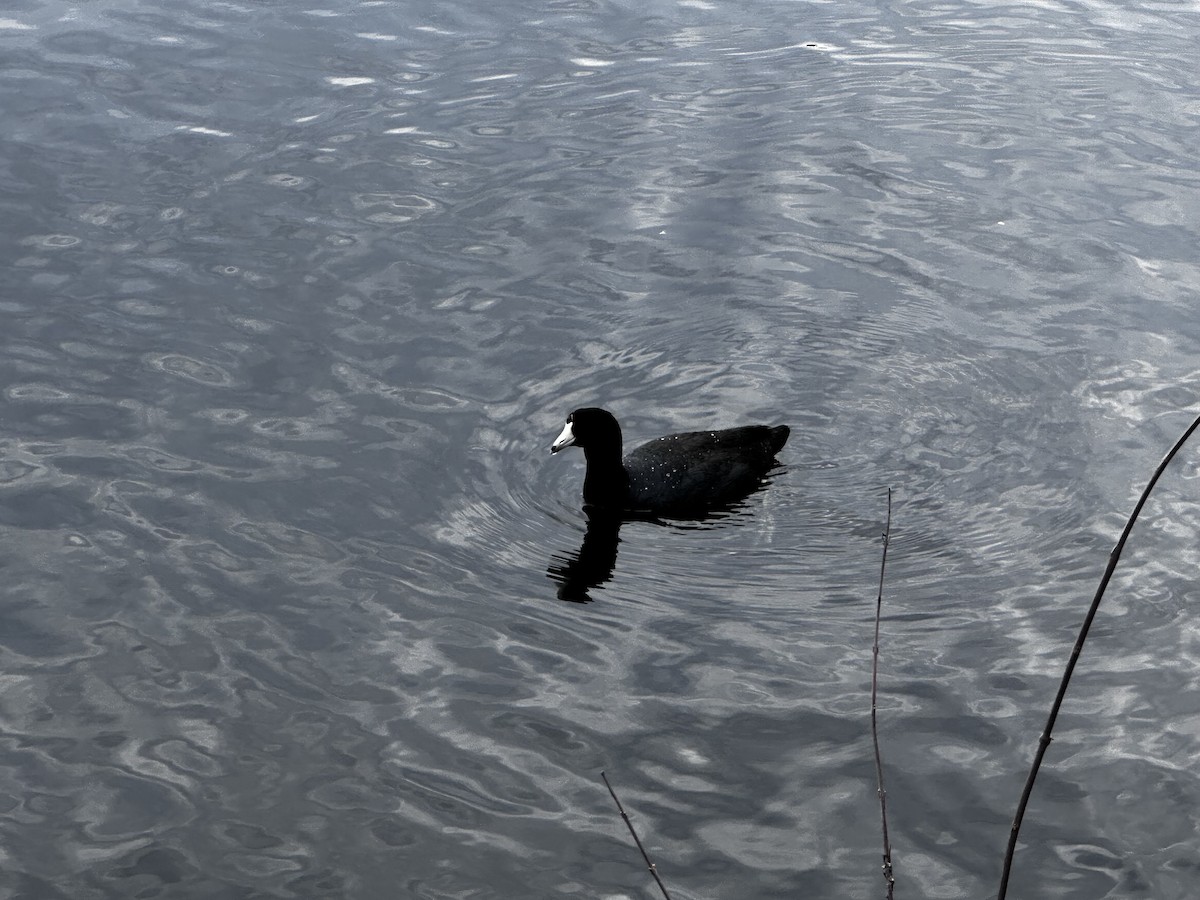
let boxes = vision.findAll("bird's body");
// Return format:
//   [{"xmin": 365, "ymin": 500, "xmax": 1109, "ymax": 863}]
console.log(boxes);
[{"xmin": 550, "ymin": 408, "xmax": 789, "ymax": 515}]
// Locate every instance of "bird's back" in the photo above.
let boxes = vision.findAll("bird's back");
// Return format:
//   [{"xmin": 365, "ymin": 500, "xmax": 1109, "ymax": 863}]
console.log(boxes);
[{"xmin": 624, "ymin": 424, "xmax": 788, "ymax": 513}]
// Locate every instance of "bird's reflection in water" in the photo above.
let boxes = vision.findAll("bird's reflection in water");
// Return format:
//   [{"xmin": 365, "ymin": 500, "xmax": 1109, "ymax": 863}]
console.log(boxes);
[
  {"xmin": 546, "ymin": 487, "xmax": 774, "ymax": 603},
  {"xmin": 547, "ymin": 511, "xmax": 622, "ymax": 603}
]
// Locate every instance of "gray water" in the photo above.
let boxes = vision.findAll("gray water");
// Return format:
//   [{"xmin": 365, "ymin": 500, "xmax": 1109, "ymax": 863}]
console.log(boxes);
[{"xmin": 2, "ymin": 0, "xmax": 1199, "ymax": 897}]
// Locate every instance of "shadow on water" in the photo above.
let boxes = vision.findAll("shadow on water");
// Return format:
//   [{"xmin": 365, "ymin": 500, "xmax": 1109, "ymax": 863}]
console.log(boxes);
[{"xmin": 546, "ymin": 469, "xmax": 785, "ymax": 602}]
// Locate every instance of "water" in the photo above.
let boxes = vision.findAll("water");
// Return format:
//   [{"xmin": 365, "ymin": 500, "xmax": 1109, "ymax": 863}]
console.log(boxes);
[{"xmin": 2, "ymin": 0, "xmax": 1199, "ymax": 897}]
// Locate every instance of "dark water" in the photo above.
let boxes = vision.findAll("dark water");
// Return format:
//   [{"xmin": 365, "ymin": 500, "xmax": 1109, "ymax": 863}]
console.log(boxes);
[{"xmin": 2, "ymin": 0, "xmax": 1199, "ymax": 897}]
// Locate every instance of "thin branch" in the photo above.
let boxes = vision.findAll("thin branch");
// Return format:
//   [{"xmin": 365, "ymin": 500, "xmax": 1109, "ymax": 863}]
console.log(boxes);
[
  {"xmin": 997, "ymin": 411, "xmax": 1200, "ymax": 900},
  {"xmin": 871, "ymin": 488, "xmax": 896, "ymax": 900},
  {"xmin": 601, "ymin": 771, "xmax": 673, "ymax": 900}
]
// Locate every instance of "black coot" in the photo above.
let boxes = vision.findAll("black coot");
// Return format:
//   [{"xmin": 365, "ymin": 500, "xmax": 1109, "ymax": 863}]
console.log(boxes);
[{"xmin": 550, "ymin": 407, "xmax": 789, "ymax": 515}]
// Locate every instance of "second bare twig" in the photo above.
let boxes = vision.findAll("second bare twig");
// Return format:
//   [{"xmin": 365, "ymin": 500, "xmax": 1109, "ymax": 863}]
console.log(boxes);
[{"xmin": 872, "ymin": 488, "xmax": 896, "ymax": 899}]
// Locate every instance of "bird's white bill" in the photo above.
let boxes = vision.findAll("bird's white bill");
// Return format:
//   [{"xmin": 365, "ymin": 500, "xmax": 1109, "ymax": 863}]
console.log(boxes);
[{"xmin": 550, "ymin": 421, "xmax": 576, "ymax": 454}]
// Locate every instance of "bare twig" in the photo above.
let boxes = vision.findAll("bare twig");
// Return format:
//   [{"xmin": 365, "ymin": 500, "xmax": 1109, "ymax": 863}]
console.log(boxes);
[
  {"xmin": 997, "ymin": 411, "xmax": 1200, "ymax": 900},
  {"xmin": 601, "ymin": 771, "xmax": 673, "ymax": 900},
  {"xmin": 871, "ymin": 488, "xmax": 896, "ymax": 899}
]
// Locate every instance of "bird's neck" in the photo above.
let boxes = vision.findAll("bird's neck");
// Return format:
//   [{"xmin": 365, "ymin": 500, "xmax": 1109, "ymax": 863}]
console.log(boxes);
[{"xmin": 581, "ymin": 444, "xmax": 628, "ymax": 508}]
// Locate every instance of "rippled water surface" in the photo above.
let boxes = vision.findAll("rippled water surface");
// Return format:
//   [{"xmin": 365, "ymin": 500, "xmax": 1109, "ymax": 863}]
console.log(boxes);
[{"xmin": 3, "ymin": 0, "xmax": 1200, "ymax": 897}]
